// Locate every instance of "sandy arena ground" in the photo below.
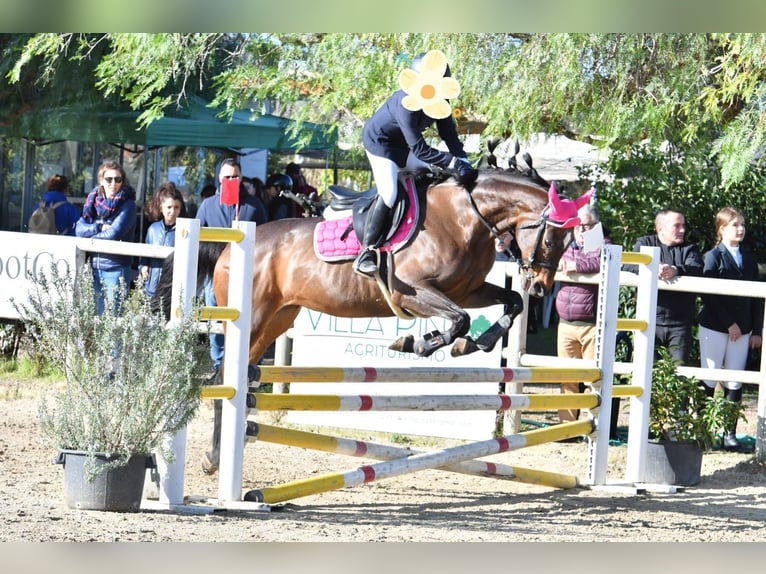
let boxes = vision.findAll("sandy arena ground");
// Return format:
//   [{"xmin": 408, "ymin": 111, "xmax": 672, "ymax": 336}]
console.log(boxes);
[{"xmin": 1, "ymin": 377, "xmax": 764, "ymax": 544}]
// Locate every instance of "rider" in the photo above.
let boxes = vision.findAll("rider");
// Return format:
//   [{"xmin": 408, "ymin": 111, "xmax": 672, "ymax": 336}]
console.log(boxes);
[{"xmin": 355, "ymin": 49, "xmax": 478, "ymax": 277}]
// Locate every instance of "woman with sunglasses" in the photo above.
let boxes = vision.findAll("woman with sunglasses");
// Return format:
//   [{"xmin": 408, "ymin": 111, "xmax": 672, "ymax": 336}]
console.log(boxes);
[
  {"xmin": 554, "ymin": 202, "xmax": 611, "ymax": 431},
  {"xmin": 75, "ymin": 159, "xmax": 137, "ymax": 315}
]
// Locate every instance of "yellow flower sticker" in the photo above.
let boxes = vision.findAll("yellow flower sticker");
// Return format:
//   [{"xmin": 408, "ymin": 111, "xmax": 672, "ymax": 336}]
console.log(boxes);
[{"xmin": 399, "ymin": 49, "xmax": 461, "ymax": 120}]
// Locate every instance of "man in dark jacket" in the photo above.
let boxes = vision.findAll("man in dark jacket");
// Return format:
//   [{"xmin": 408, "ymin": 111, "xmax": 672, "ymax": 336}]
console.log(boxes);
[
  {"xmin": 197, "ymin": 157, "xmax": 268, "ymax": 373},
  {"xmin": 628, "ymin": 209, "xmax": 703, "ymax": 365}
]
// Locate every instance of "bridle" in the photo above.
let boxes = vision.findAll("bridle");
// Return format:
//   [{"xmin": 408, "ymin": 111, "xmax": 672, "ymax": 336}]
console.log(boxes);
[{"xmin": 464, "ymin": 186, "xmax": 565, "ymax": 277}]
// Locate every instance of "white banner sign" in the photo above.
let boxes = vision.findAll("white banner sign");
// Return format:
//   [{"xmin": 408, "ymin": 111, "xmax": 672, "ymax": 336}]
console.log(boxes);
[{"xmin": 0, "ymin": 232, "xmax": 80, "ymax": 320}]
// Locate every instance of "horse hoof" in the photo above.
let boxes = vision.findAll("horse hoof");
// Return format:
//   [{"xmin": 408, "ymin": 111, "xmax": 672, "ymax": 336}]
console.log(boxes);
[
  {"xmin": 389, "ymin": 334, "xmax": 415, "ymax": 354},
  {"xmin": 201, "ymin": 452, "xmax": 219, "ymax": 475},
  {"xmin": 451, "ymin": 338, "xmax": 479, "ymax": 357}
]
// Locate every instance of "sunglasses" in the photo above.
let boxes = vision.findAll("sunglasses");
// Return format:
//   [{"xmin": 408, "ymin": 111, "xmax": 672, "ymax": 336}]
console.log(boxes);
[
  {"xmin": 103, "ymin": 176, "xmax": 123, "ymax": 184},
  {"xmin": 577, "ymin": 223, "xmax": 596, "ymax": 231},
  {"xmin": 222, "ymin": 175, "xmax": 241, "ymax": 180}
]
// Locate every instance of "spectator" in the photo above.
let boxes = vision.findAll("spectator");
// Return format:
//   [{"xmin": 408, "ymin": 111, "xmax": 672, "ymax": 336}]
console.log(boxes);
[
  {"xmin": 200, "ymin": 184, "xmax": 217, "ymax": 201},
  {"xmin": 356, "ymin": 49, "xmax": 476, "ymax": 277},
  {"xmin": 139, "ymin": 182, "xmax": 184, "ymax": 298},
  {"xmin": 698, "ymin": 207, "xmax": 763, "ymax": 451},
  {"xmin": 285, "ymin": 162, "xmax": 318, "ymax": 217},
  {"xmin": 628, "ymin": 209, "xmax": 703, "ymax": 365},
  {"xmin": 196, "ymin": 157, "xmax": 268, "ymax": 374},
  {"xmin": 555, "ymin": 203, "xmax": 610, "ymax": 426},
  {"xmin": 264, "ymin": 173, "xmax": 294, "ymax": 221},
  {"xmin": 75, "ymin": 160, "xmax": 137, "ymax": 316},
  {"xmin": 39, "ymin": 174, "xmax": 81, "ymax": 236}
]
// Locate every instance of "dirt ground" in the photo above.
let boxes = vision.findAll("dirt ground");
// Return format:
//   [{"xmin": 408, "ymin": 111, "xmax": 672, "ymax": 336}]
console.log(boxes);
[{"xmin": 1, "ymin": 379, "xmax": 764, "ymax": 543}]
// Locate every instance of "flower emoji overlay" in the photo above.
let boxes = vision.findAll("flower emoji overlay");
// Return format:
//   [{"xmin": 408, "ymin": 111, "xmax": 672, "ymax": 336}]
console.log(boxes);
[{"xmin": 399, "ymin": 50, "xmax": 461, "ymax": 120}]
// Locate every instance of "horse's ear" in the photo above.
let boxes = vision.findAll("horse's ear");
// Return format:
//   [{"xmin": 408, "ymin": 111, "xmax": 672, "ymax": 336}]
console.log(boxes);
[
  {"xmin": 574, "ymin": 187, "xmax": 594, "ymax": 208},
  {"xmin": 548, "ymin": 182, "xmax": 563, "ymax": 210}
]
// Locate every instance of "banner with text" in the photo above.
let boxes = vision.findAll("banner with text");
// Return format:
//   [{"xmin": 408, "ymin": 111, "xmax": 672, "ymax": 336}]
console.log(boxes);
[{"xmin": 0, "ymin": 232, "xmax": 80, "ymax": 320}]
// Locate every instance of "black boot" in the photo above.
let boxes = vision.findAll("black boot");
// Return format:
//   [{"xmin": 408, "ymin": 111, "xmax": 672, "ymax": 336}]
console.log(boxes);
[
  {"xmin": 353, "ymin": 197, "xmax": 391, "ymax": 277},
  {"xmin": 722, "ymin": 387, "xmax": 743, "ymax": 451}
]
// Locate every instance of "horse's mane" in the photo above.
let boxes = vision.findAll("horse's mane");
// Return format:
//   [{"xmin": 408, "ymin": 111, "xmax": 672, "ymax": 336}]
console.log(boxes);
[
  {"xmin": 482, "ymin": 138, "xmax": 550, "ymax": 189},
  {"xmin": 478, "ymin": 168, "xmax": 548, "ymax": 193}
]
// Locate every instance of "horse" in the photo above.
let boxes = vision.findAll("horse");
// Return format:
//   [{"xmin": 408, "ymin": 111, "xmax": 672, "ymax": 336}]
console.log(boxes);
[{"xmin": 153, "ymin": 168, "xmax": 591, "ymax": 473}]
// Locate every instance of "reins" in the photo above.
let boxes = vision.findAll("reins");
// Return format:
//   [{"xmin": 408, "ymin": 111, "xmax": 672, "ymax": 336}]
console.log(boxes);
[{"xmin": 462, "ymin": 185, "xmax": 557, "ymax": 273}]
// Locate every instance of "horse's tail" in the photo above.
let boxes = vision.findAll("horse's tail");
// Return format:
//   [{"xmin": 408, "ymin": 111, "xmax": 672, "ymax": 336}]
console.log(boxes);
[{"xmin": 150, "ymin": 241, "xmax": 227, "ymax": 320}]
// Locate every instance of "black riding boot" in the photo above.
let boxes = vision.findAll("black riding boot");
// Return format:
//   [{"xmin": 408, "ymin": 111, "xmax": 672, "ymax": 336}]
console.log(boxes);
[
  {"xmin": 353, "ymin": 197, "xmax": 392, "ymax": 277},
  {"xmin": 723, "ymin": 387, "xmax": 743, "ymax": 451}
]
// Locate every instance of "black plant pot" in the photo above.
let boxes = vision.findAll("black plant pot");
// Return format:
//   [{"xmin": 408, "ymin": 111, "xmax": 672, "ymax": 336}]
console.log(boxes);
[
  {"xmin": 55, "ymin": 450, "xmax": 155, "ymax": 511},
  {"xmin": 644, "ymin": 440, "xmax": 703, "ymax": 486}
]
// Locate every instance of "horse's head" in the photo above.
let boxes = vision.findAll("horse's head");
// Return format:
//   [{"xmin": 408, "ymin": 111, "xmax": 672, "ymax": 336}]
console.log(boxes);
[{"xmin": 513, "ymin": 183, "xmax": 593, "ymax": 297}]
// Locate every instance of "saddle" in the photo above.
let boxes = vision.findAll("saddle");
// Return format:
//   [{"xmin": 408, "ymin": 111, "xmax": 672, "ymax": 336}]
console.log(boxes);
[{"xmin": 314, "ymin": 172, "xmax": 430, "ymax": 262}]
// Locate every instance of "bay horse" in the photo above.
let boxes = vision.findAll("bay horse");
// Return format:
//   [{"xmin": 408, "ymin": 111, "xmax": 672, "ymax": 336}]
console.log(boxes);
[{"xmin": 153, "ymin": 168, "xmax": 590, "ymax": 473}]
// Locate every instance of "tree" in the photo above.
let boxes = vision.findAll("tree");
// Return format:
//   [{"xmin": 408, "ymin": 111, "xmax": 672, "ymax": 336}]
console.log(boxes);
[{"xmin": 6, "ymin": 33, "xmax": 766, "ymax": 186}]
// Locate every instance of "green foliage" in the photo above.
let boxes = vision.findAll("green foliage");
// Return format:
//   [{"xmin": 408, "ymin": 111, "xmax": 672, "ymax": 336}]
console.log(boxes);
[
  {"xmin": 582, "ymin": 142, "xmax": 766, "ymax": 262},
  {"xmin": 648, "ymin": 346, "xmax": 744, "ymax": 447},
  {"xmin": 7, "ymin": 33, "xmax": 766, "ymax": 187},
  {"xmin": 12, "ymin": 265, "xmax": 211, "ymax": 481}
]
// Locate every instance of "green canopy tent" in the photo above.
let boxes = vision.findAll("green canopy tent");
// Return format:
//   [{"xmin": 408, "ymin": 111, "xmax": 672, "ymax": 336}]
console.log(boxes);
[
  {"xmin": 2, "ymin": 95, "xmax": 337, "ymax": 150},
  {"xmin": 0, "ymin": 96, "xmax": 337, "ymax": 231}
]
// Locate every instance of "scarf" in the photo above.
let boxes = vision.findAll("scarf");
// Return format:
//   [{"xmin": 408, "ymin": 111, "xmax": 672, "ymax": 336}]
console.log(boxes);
[{"xmin": 81, "ymin": 185, "xmax": 136, "ymax": 223}]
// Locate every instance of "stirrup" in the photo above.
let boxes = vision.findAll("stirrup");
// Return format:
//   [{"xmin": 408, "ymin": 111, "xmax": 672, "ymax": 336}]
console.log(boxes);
[{"xmin": 353, "ymin": 249, "xmax": 379, "ymax": 277}]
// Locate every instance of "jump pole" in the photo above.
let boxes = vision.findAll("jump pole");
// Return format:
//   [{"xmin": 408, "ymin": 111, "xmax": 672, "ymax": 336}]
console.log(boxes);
[
  {"xmin": 216, "ymin": 220, "xmax": 256, "ymax": 503},
  {"xmin": 155, "ymin": 218, "xmax": 255, "ymax": 507},
  {"xmin": 244, "ymin": 420, "xmax": 592, "ymax": 504},
  {"xmin": 249, "ymin": 392, "xmax": 600, "ymax": 412},
  {"xmin": 155, "ymin": 217, "xmax": 201, "ymax": 505},
  {"xmin": 585, "ymin": 243, "xmax": 622, "ymax": 486},
  {"xmin": 246, "ymin": 422, "xmax": 579, "ymax": 489},
  {"xmin": 624, "ymin": 246, "xmax": 660, "ymax": 483},
  {"xmin": 247, "ymin": 365, "xmax": 601, "ymax": 384}
]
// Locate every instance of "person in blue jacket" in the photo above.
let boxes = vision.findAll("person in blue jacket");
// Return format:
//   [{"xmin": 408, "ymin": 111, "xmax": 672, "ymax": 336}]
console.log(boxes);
[
  {"xmin": 75, "ymin": 160, "xmax": 137, "ymax": 316},
  {"xmin": 356, "ymin": 49, "xmax": 477, "ymax": 277},
  {"xmin": 41, "ymin": 174, "xmax": 81, "ymax": 236},
  {"xmin": 139, "ymin": 181, "xmax": 185, "ymax": 298}
]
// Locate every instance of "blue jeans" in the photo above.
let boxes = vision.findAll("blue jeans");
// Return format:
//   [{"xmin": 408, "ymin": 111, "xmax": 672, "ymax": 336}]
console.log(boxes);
[
  {"xmin": 204, "ymin": 275, "xmax": 224, "ymax": 370},
  {"xmin": 93, "ymin": 266, "xmax": 133, "ymax": 316}
]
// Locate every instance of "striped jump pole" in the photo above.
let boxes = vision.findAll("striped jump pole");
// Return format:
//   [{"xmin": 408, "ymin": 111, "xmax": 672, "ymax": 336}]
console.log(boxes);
[
  {"xmin": 247, "ymin": 365, "xmax": 601, "ymax": 384},
  {"xmin": 201, "ymin": 385, "xmax": 641, "ymax": 403},
  {"xmin": 249, "ymin": 392, "xmax": 599, "ymax": 412},
  {"xmin": 243, "ymin": 420, "xmax": 592, "ymax": 504},
  {"xmin": 246, "ymin": 422, "xmax": 579, "ymax": 489}
]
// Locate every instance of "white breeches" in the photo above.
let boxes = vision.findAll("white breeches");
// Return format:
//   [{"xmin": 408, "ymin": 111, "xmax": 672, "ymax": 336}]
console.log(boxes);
[
  {"xmin": 698, "ymin": 324, "xmax": 750, "ymax": 390},
  {"xmin": 366, "ymin": 150, "xmax": 431, "ymax": 208}
]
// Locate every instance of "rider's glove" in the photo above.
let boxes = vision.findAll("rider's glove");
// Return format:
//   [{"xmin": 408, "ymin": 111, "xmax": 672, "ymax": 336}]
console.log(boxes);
[{"xmin": 450, "ymin": 156, "xmax": 478, "ymax": 187}]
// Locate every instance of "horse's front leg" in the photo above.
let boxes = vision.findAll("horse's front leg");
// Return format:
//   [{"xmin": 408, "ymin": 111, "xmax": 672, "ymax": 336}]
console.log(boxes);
[
  {"xmin": 388, "ymin": 289, "xmax": 472, "ymax": 358},
  {"xmin": 451, "ymin": 284, "xmax": 524, "ymax": 357}
]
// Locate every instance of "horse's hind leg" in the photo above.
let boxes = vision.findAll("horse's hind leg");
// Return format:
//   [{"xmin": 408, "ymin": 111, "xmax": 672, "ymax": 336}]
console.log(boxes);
[
  {"xmin": 203, "ymin": 305, "xmax": 302, "ymax": 476},
  {"xmin": 202, "ymin": 400, "xmax": 223, "ymax": 475}
]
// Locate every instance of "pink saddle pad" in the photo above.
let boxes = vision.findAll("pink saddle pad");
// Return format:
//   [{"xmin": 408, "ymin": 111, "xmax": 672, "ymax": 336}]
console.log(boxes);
[{"xmin": 314, "ymin": 179, "xmax": 420, "ymax": 262}]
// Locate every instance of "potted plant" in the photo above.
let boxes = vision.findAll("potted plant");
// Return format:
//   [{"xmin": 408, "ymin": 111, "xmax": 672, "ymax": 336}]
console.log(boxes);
[
  {"xmin": 14, "ymin": 264, "xmax": 210, "ymax": 511},
  {"xmin": 645, "ymin": 346, "xmax": 745, "ymax": 486}
]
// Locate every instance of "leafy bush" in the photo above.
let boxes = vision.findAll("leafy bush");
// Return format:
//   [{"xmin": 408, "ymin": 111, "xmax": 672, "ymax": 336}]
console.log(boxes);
[
  {"xmin": 649, "ymin": 346, "xmax": 745, "ymax": 448},
  {"xmin": 13, "ymin": 264, "xmax": 211, "ymax": 480}
]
